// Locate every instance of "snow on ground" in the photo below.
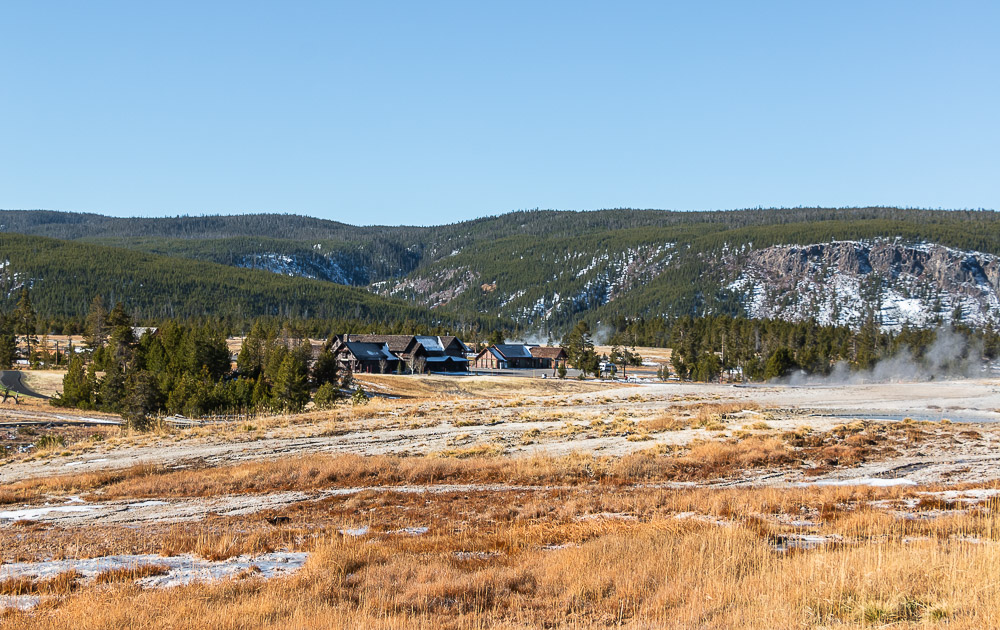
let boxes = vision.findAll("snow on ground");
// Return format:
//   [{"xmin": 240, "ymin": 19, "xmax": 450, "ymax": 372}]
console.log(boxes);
[
  {"xmin": 0, "ymin": 595, "xmax": 39, "ymax": 611},
  {"xmin": 0, "ymin": 552, "xmax": 309, "ymax": 609},
  {"xmin": 800, "ymin": 478, "xmax": 917, "ymax": 487},
  {"xmin": 0, "ymin": 503, "xmax": 99, "ymax": 520}
]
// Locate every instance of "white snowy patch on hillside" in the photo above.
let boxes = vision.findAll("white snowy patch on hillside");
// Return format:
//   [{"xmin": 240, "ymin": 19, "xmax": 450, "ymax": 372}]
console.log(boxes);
[{"xmin": 727, "ymin": 239, "xmax": 1000, "ymax": 331}]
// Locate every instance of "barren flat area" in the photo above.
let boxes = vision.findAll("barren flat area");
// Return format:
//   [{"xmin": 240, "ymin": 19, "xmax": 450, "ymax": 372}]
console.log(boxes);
[
  {"xmin": 4, "ymin": 376, "xmax": 1000, "ymax": 627},
  {"xmin": 3, "ymin": 377, "xmax": 999, "ymax": 486}
]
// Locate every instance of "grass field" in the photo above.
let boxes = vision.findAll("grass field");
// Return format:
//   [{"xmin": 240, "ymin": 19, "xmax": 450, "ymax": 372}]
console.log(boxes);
[
  {"xmin": 4, "ymin": 451, "xmax": 1000, "ymax": 628},
  {"xmin": 4, "ymin": 376, "xmax": 1000, "ymax": 627},
  {"xmin": 353, "ymin": 374, "xmax": 617, "ymax": 399},
  {"xmin": 19, "ymin": 371, "xmax": 66, "ymax": 398}
]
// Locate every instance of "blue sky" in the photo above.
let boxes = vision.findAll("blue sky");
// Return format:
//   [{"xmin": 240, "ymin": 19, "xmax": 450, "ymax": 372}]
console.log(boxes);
[{"xmin": 1, "ymin": 1, "xmax": 997, "ymax": 225}]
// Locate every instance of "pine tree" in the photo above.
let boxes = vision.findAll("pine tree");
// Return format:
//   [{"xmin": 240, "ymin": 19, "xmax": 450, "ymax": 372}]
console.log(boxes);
[
  {"xmin": 562, "ymin": 321, "xmax": 594, "ymax": 368},
  {"xmin": 84, "ymin": 295, "xmax": 108, "ymax": 349},
  {"xmin": 0, "ymin": 314, "xmax": 15, "ymax": 369},
  {"xmin": 122, "ymin": 370, "xmax": 161, "ymax": 430},
  {"xmin": 314, "ymin": 382, "xmax": 339, "ymax": 409},
  {"xmin": 251, "ymin": 374, "xmax": 270, "ymax": 411},
  {"xmin": 271, "ymin": 355, "xmax": 309, "ymax": 412},
  {"xmin": 311, "ymin": 349, "xmax": 339, "ymax": 386},
  {"xmin": 14, "ymin": 287, "xmax": 37, "ymax": 359},
  {"xmin": 763, "ymin": 347, "xmax": 796, "ymax": 380},
  {"xmin": 56, "ymin": 355, "xmax": 94, "ymax": 408},
  {"xmin": 98, "ymin": 363, "xmax": 127, "ymax": 412}
]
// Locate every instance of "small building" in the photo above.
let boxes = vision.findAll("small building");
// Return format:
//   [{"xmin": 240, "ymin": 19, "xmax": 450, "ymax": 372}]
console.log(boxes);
[
  {"xmin": 529, "ymin": 346, "xmax": 567, "ymax": 370},
  {"xmin": 335, "ymin": 342, "xmax": 400, "ymax": 374},
  {"xmin": 473, "ymin": 344, "xmax": 543, "ymax": 370},
  {"xmin": 413, "ymin": 335, "xmax": 471, "ymax": 372},
  {"xmin": 329, "ymin": 334, "xmax": 472, "ymax": 373}
]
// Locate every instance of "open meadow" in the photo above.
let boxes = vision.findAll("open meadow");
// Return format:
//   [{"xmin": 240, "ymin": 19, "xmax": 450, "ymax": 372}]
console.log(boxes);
[{"xmin": 3, "ymin": 374, "xmax": 1000, "ymax": 628}]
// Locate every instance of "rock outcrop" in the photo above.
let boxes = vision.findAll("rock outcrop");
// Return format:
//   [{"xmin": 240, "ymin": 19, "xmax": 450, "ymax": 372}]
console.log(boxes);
[{"xmin": 728, "ymin": 240, "xmax": 1000, "ymax": 330}]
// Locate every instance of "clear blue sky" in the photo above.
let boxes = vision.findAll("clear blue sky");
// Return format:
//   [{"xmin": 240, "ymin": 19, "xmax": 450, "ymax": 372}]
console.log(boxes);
[{"xmin": 1, "ymin": 1, "xmax": 997, "ymax": 225}]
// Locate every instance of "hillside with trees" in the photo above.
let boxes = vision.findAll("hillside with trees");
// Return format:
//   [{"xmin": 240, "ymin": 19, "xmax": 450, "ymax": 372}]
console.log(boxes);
[
  {"xmin": 3, "ymin": 207, "xmax": 1000, "ymax": 335},
  {"xmin": 0, "ymin": 233, "xmax": 493, "ymax": 334}
]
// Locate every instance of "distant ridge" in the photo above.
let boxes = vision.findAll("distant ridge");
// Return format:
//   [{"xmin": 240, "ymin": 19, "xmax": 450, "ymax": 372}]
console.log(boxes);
[{"xmin": 2, "ymin": 207, "xmax": 999, "ymax": 331}]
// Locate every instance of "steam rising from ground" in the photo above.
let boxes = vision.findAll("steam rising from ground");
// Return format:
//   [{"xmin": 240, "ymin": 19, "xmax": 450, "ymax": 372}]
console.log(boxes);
[
  {"xmin": 783, "ymin": 328, "xmax": 992, "ymax": 385},
  {"xmin": 508, "ymin": 323, "xmax": 615, "ymax": 347},
  {"xmin": 508, "ymin": 331, "xmax": 556, "ymax": 346}
]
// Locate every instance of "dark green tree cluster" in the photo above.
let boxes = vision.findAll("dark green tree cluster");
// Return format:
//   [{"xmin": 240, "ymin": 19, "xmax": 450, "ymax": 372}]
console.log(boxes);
[
  {"xmin": 52, "ymin": 300, "xmax": 354, "ymax": 426},
  {"xmin": 0, "ymin": 312, "xmax": 16, "ymax": 369},
  {"xmin": 561, "ymin": 321, "xmax": 600, "ymax": 376},
  {"xmin": 0, "ymin": 233, "xmax": 496, "ymax": 333},
  {"xmin": 54, "ymin": 301, "xmax": 237, "ymax": 426},
  {"xmin": 611, "ymin": 314, "xmax": 1000, "ymax": 382}
]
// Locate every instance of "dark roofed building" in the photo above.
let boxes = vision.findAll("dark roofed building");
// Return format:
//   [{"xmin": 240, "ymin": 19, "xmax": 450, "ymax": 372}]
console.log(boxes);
[
  {"xmin": 335, "ymin": 341, "xmax": 401, "ymax": 374},
  {"xmin": 473, "ymin": 344, "xmax": 533, "ymax": 370},
  {"xmin": 329, "ymin": 334, "xmax": 472, "ymax": 373},
  {"xmin": 473, "ymin": 344, "xmax": 568, "ymax": 370},
  {"xmin": 413, "ymin": 335, "xmax": 471, "ymax": 372},
  {"xmin": 330, "ymin": 334, "xmax": 419, "ymax": 360},
  {"xmin": 529, "ymin": 346, "xmax": 567, "ymax": 369}
]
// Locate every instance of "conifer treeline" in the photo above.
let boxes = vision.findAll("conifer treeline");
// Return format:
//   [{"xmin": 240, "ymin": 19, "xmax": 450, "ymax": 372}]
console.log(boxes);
[
  {"xmin": 0, "ymin": 233, "xmax": 494, "ymax": 332},
  {"xmin": 51, "ymin": 298, "xmax": 354, "ymax": 425},
  {"xmin": 5, "ymin": 209, "xmax": 1000, "ymax": 331},
  {"xmin": 608, "ymin": 315, "xmax": 1000, "ymax": 381}
]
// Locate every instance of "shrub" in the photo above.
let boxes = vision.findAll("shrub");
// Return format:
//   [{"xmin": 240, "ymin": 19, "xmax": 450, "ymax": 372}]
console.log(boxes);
[
  {"xmin": 314, "ymin": 382, "xmax": 340, "ymax": 409},
  {"xmin": 351, "ymin": 389, "xmax": 370, "ymax": 406},
  {"xmin": 34, "ymin": 434, "xmax": 66, "ymax": 450}
]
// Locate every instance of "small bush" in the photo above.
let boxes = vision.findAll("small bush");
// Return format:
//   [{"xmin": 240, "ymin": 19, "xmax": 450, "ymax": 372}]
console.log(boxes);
[
  {"xmin": 351, "ymin": 389, "xmax": 370, "ymax": 406},
  {"xmin": 314, "ymin": 382, "xmax": 340, "ymax": 409},
  {"xmin": 34, "ymin": 434, "xmax": 66, "ymax": 450}
]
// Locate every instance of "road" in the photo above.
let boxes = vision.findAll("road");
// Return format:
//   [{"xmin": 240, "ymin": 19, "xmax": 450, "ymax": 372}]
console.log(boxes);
[{"xmin": 0, "ymin": 371, "xmax": 47, "ymax": 399}]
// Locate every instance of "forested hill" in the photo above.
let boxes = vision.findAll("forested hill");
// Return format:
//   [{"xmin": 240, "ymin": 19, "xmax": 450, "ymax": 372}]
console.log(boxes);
[
  {"xmin": 0, "ymin": 232, "xmax": 489, "ymax": 333},
  {"xmin": 3, "ymin": 207, "xmax": 1000, "ymax": 332},
  {"xmin": 4, "ymin": 206, "xmax": 999, "ymax": 245}
]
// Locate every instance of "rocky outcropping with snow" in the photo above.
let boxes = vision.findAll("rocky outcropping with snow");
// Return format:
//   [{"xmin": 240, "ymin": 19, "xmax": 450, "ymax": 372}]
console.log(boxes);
[{"xmin": 727, "ymin": 240, "xmax": 1000, "ymax": 330}]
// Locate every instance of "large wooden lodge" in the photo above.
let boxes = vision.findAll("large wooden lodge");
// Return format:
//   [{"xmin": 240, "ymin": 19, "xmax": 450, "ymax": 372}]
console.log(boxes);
[
  {"xmin": 472, "ymin": 344, "xmax": 567, "ymax": 371},
  {"xmin": 329, "ymin": 334, "xmax": 472, "ymax": 373}
]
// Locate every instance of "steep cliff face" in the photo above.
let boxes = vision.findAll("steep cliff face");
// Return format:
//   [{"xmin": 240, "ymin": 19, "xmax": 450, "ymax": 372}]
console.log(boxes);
[{"xmin": 727, "ymin": 240, "xmax": 1000, "ymax": 330}]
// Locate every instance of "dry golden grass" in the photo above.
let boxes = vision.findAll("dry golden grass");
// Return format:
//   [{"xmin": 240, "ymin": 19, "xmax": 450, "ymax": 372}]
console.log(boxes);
[
  {"xmin": 0, "ymin": 570, "xmax": 80, "ymax": 596},
  {"xmin": 353, "ymin": 374, "xmax": 614, "ymax": 400},
  {"xmin": 7, "ymin": 513, "xmax": 1000, "ymax": 629},
  {"xmin": 93, "ymin": 564, "xmax": 170, "ymax": 584},
  {"xmin": 18, "ymin": 370, "xmax": 67, "ymax": 398},
  {"xmin": 0, "ymin": 440, "xmax": 805, "ymax": 505},
  {"xmin": 4, "ymin": 444, "xmax": 1000, "ymax": 628},
  {"xmin": 640, "ymin": 401, "xmax": 762, "ymax": 433},
  {"xmin": 5, "ymin": 416, "xmax": 1000, "ymax": 627}
]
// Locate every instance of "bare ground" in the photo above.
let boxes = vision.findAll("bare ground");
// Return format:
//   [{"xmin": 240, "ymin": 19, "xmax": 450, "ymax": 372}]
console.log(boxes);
[{"xmin": 3, "ymin": 378, "xmax": 1000, "ymax": 485}]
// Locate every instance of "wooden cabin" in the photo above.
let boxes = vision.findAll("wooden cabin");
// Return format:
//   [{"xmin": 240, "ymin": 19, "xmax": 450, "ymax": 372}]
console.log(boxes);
[
  {"xmin": 335, "ymin": 342, "xmax": 401, "ymax": 374},
  {"xmin": 330, "ymin": 334, "xmax": 471, "ymax": 373},
  {"xmin": 529, "ymin": 346, "xmax": 567, "ymax": 369}
]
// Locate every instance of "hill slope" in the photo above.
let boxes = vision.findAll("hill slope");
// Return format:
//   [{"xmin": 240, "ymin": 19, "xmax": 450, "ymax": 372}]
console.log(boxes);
[
  {"xmin": 0, "ymin": 232, "xmax": 483, "ymax": 329},
  {"xmin": 3, "ymin": 208, "xmax": 1000, "ymax": 331}
]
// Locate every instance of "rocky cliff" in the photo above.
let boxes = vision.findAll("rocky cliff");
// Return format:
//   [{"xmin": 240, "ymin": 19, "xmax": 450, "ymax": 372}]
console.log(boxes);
[{"xmin": 727, "ymin": 240, "xmax": 1000, "ymax": 330}]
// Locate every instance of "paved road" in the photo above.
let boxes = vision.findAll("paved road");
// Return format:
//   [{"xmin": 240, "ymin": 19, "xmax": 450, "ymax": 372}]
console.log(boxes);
[{"xmin": 0, "ymin": 371, "xmax": 48, "ymax": 399}]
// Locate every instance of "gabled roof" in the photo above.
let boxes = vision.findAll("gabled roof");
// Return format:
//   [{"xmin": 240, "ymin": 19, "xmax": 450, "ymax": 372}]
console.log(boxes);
[
  {"xmin": 342, "ymin": 342, "xmax": 398, "ymax": 361},
  {"xmin": 414, "ymin": 335, "xmax": 444, "ymax": 352},
  {"xmin": 492, "ymin": 344, "xmax": 534, "ymax": 359},
  {"xmin": 415, "ymin": 335, "xmax": 472, "ymax": 356},
  {"xmin": 439, "ymin": 335, "xmax": 473, "ymax": 354},
  {"xmin": 529, "ymin": 346, "xmax": 566, "ymax": 359},
  {"xmin": 345, "ymin": 334, "xmax": 418, "ymax": 354}
]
